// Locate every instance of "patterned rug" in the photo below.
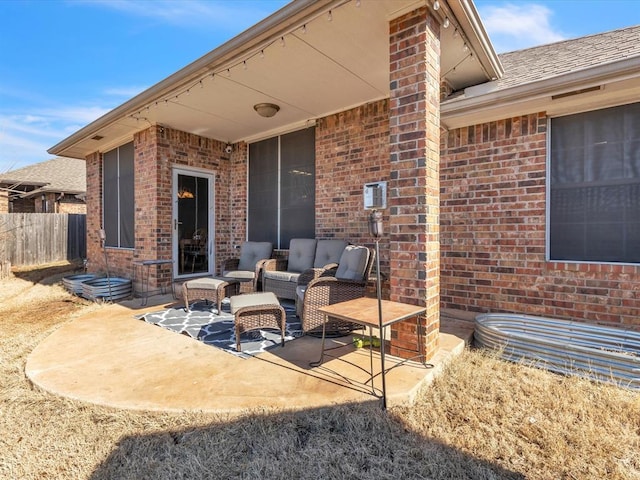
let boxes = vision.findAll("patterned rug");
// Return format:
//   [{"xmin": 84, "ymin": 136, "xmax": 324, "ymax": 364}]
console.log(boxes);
[{"xmin": 141, "ymin": 299, "xmax": 303, "ymax": 359}]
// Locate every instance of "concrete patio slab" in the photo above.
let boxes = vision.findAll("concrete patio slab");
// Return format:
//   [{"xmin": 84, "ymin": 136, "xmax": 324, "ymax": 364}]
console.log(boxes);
[{"xmin": 26, "ymin": 295, "xmax": 474, "ymax": 414}]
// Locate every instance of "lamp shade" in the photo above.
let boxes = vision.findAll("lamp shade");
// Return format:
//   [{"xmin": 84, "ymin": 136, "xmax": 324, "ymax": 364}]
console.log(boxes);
[{"xmin": 253, "ymin": 103, "xmax": 280, "ymax": 118}]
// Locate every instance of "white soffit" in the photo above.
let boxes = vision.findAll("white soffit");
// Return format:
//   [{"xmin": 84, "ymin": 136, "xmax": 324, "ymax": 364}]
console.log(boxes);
[{"xmin": 50, "ymin": 0, "xmax": 494, "ymax": 158}]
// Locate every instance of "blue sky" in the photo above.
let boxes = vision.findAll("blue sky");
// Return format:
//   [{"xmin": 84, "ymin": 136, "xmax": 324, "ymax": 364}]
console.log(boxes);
[{"xmin": 1, "ymin": 0, "xmax": 639, "ymax": 173}]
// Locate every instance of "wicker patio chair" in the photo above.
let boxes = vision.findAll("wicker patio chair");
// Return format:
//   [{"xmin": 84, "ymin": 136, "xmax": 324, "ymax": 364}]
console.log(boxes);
[
  {"xmin": 297, "ymin": 245, "xmax": 375, "ymax": 336},
  {"xmin": 221, "ymin": 241, "xmax": 273, "ymax": 293}
]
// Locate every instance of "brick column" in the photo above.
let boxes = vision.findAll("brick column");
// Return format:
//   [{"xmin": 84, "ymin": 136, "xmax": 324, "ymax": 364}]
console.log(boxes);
[
  {"xmin": 388, "ymin": 8, "xmax": 440, "ymax": 360},
  {"xmin": 85, "ymin": 152, "xmax": 104, "ymax": 272},
  {"xmin": 133, "ymin": 126, "xmax": 170, "ymax": 291}
]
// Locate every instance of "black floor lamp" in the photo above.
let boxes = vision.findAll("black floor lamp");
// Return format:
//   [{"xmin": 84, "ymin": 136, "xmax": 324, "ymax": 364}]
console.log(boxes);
[{"xmin": 368, "ymin": 209, "xmax": 387, "ymax": 409}]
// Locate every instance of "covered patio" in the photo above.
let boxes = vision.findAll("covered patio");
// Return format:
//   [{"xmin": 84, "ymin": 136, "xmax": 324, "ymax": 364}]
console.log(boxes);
[
  {"xmin": 26, "ymin": 294, "xmax": 473, "ymax": 413},
  {"xmin": 48, "ymin": 0, "xmax": 502, "ymax": 365}
]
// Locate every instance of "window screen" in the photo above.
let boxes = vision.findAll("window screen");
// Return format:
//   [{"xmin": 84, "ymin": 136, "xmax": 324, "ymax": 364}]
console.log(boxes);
[
  {"xmin": 550, "ymin": 103, "xmax": 640, "ymax": 263},
  {"xmin": 280, "ymin": 128, "xmax": 315, "ymax": 246},
  {"xmin": 248, "ymin": 128, "xmax": 315, "ymax": 249},
  {"xmin": 103, "ymin": 142, "xmax": 135, "ymax": 248},
  {"xmin": 248, "ymin": 137, "xmax": 279, "ymax": 245}
]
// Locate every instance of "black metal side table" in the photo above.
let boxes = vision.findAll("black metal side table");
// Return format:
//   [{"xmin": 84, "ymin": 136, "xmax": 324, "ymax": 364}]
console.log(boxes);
[{"xmin": 132, "ymin": 259, "xmax": 174, "ymax": 306}]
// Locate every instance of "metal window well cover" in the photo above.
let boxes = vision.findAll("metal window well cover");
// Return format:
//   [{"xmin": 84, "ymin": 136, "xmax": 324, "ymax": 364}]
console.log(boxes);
[
  {"xmin": 62, "ymin": 274, "xmax": 101, "ymax": 295},
  {"xmin": 474, "ymin": 313, "xmax": 640, "ymax": 391},
  {"xmin": 81, "ymin": 277, "xmax": 132, "ymax": 301}
]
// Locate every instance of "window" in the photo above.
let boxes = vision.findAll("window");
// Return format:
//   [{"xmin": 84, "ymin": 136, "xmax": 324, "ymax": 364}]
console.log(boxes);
[
  {"xmin": 549, "ymin": 103, "xmax": 640, "ymax": 263},
  {"xmin": 248, "ymin": 128, "xmax": 315, "ymax": 249},
  {"xmin": 103, "ymin": 142, "xmax": 135, "ymax": 248}
]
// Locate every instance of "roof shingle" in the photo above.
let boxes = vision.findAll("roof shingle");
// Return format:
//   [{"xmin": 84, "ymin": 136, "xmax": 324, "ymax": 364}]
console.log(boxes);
[
  {"xmin": 0, "ymin": 157, "xmax": 86, "ymax": 193},
  {"xmin": 495, "ymin": 25, "xmax": 640, "ymax": 90}
]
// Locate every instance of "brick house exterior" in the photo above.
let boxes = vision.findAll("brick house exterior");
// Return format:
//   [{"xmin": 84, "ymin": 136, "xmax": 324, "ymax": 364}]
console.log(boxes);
[
  {"xmin": 438, "ymin": 25, "xmax": 640, "ymax": 330},
  {"xmin": 441, "ymin": 113, "xmax": 640, "ymax": 328},
  {"xmin": 50, "ymin": 0, "xmax": 640, "ymax": 365}
]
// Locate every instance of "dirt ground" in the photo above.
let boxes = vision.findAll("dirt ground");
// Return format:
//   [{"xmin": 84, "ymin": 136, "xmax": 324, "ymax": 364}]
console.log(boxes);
[{"xmin": 1, "ymin": 262, "xmax": 94, "ymax": 329}]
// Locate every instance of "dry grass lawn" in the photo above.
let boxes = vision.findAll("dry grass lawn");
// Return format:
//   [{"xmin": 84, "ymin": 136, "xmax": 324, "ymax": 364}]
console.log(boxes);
[{"xmin": 1, "ymin": 262, "xmax": 639, "ymax": 479}]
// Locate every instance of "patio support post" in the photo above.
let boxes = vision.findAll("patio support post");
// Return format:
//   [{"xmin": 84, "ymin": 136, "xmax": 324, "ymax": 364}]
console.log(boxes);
[{"xmin": 388, "ymin": 7, "xmax": 440, "ymax": 360}]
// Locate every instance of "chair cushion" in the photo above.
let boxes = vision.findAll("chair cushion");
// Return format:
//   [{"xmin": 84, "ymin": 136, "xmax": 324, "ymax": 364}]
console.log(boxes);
[
  {"xmin": 287, "ymin": 238, "xmax": 317, "ymax": 273},
  {"xmin": 230, "ymin": 292, "xmax": 279, "ymax": 314},
  {"xmin": 184, "ymin": 277, "xmax": 227, "ymax": 290},
  {"xmin": 263, "ymin": 270, "xmax": 300, "ymax": 283},
  {"xmin": 314, "ymin": 239, "xmax": 348, "ymax": 268},
  {"xmin": 335, "ymin": 246, "xmax": 370, "ymax": 281},
  {"xmin": 222, "ymin": 270, "xmax": 255, "ymax": 280},
  {"xmin": 237, "ymin": 242, "xmax": 273, "ymax": 271}
]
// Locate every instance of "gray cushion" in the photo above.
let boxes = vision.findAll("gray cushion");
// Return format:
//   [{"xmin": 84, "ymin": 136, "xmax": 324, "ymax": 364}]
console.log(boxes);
[
  {"xmin": 184, "ymin": 277, "xmax": 227, "ymax": 290},
  {"xmin": 287, "ymin": 238, "xmax": 317, "ymax": 273},
  {"xmin": 313, "ymin": 239, "xmax": 348, "ymax": 268},
  {"xmin": 263, "ymin": 270, "xmax": 301, "ymax": 283},
  {"xmin": 230, "ymin": 292, "xmax": 278, "ymax": 314},
  {"xmin": 237, "ymin": 241, "xmax": 273, "ymax": 271},
  {"xmin": 335, "ymin": 245, "xmax": 370, "ymax": 281},
  {"xmin": 222, "ymin": 270, "xmax": 255, "ymax": 280}
]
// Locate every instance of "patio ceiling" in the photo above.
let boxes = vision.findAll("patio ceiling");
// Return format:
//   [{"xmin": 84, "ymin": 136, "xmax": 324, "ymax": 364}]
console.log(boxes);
[{"xmin": 49, "ymin": 0, "xmax": 501, "ymax": 159}]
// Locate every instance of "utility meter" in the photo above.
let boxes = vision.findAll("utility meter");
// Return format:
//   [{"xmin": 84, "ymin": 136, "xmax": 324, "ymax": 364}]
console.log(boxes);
[{"xmin": 363, "ymin": 181, "xmax": 387, "ymax": 210}]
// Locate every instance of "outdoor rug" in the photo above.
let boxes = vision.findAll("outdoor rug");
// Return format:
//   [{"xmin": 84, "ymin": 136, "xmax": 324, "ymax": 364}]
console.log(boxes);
[{"xmin": 141, "ymin": 300, "xmax": 303, "ymax": 359}]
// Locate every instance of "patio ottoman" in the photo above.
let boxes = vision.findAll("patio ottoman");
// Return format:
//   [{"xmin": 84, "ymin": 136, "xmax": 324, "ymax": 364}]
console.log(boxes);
[
  {"xmin": 230, "ymin": 292, "xmax": 285, "ymax": 352},
  {"xmin": 182, "ymin": 277, "xmax": 240, "ymax": 313}
]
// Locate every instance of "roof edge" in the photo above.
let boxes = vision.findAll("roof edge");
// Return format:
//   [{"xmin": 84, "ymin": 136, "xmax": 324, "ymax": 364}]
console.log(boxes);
[
  {"xmin": 442, "ymin": 55, "xmax": 640, "ymax": 116},
  {"xmin": 449, "ymin": 0, "xmax": 504, "ymax": 81}
]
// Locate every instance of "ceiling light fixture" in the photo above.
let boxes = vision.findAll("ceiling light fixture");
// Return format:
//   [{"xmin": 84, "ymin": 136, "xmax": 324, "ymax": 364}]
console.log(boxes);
[{"xmin": 253, "ymin": 103, "xmax": 280, "ymax": 118}]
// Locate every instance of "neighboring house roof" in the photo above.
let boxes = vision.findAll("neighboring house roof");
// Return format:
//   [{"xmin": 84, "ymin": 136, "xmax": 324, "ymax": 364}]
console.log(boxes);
[
  {"xmin": 442, "ymin": 25, "xmax": 640, "ymax": 128},
  {"xmin": 0, "ymin": 157, "xmax": 86, "ymax": 198}
]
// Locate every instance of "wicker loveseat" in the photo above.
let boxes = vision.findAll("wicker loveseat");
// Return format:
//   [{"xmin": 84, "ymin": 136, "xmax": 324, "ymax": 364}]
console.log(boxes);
[{"xmin": 262, "ymin": 239, "xmax": 348, "ymax": 300}]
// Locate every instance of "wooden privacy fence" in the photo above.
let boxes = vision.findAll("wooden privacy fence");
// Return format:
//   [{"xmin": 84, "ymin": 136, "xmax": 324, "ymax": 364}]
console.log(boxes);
[{"xmin": 0, "ymin": 213, "xmax": 86, "ymax": 266}]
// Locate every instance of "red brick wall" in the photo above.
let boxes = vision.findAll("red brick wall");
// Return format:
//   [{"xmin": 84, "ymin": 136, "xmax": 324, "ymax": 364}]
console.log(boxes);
[
  {"xmin": 85, "ymin": 152, "xmax": 108, "ymax": 273},
  {"xmin": 84, "ymin": 126, "xmax": 239, "ymax": 292},
  {"xmin": 388, "ymin": 7, "xmax": 441, "ymax": 360},
  {"xmin": 225, "ymin": 142, "xmax": 248, "ymax": 257},
  {"xmin": 152, "ymin": 125, "xmax": 239, "ymax": 279},
  {"xmin": 440, "ymin": 113, "xmax": 640, "ymax": 328},
  {"xmin": 57, "ymin": 198, "xmax": 86, "ymax": 214},
  {"xmin": 315, "ymin": 100, "xmax": 390, "ymax": 293}
]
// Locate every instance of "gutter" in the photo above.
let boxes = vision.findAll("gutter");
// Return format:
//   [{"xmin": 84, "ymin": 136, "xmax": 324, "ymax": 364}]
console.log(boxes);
[
  {"xmin": 442, "ymin": 55, "xmax": 640, "ymax": 116},
  {"xmin": 48, "ymin": 0, "xmax": 335, "ymax": 156},
  {"xmin": 447, "ymin": 0, "xmax": 504, "ymax": 81}
]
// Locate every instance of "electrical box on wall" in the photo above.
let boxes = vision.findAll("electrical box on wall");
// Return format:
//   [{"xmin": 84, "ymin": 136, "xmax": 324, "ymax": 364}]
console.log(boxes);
[{"xmin": 363, "ymin": 181, "xmax": 387, "ymax": 210}]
